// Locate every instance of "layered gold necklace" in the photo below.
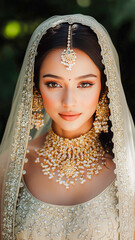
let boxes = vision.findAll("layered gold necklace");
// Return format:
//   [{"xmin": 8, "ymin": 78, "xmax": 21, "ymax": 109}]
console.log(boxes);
[{"xmin": 35, "ymin": 127, "xmax": 106, "ymax": 189}]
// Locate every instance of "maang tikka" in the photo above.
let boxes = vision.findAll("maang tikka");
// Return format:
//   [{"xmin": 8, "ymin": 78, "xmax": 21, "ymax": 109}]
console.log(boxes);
[
  {"xmin": 93, "ymin": 90, "xmax": 109, "ymax": 133},
  {"xmin": 61, "ymin": 24, "xmax": 77, "ymax": 70},
  {"xmin": 31, "ymin": 87, "xmax": 44, "ymax": 130}
]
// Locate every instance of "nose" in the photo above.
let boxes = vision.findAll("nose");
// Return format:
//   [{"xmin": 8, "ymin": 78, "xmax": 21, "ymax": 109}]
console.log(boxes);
[{"xmin": 62, "ymin": 87, "xmax": 77, "ymax": 108}]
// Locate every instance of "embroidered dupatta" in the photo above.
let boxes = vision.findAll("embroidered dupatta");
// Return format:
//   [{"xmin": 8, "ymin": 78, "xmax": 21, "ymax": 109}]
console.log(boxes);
[{"xmin": 0, "ymin": 14, "xmax": 135, "ymax": 239}]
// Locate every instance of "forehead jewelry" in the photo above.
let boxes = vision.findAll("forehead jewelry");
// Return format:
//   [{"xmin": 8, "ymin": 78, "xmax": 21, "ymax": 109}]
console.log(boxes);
[{"xmin": 61, "ymin": 24, "xmax": 77, "ymax": 71}]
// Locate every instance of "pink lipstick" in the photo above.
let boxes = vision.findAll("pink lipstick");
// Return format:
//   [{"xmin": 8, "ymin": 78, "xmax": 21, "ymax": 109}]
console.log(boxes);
[{"xmin": 59, "ymin": 112, "xmax": 81, "ymax": 121}]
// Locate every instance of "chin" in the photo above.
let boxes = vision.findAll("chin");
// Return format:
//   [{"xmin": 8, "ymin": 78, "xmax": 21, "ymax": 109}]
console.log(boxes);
[{"xmin": 56, "ymin": 121, "xmax": 86, "ymax": 132}]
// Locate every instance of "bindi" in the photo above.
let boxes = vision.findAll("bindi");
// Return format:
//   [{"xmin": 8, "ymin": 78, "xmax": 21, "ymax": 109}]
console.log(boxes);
[{"xmin": 68, "ymin": 79, "xmax": 71, "ymax": 81}]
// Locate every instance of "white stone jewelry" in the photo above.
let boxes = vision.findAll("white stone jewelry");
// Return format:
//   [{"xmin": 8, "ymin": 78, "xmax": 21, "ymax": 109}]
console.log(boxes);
[
  {"xmin": 35, "ymin": 127, "xmax": 106, "ymax": 189},
  {"xmin": 61, "ymin": 24, "xmax": 77, "ymax": 71}
]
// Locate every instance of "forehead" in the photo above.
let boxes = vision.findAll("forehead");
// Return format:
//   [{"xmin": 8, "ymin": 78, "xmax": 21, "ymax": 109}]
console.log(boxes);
[{"xmin": 39, "ymin": 48, "xmax": 101, "ymax": 78}]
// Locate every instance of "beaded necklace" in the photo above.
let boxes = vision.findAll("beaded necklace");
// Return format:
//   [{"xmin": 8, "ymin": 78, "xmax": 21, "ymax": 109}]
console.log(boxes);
[{"xmin": 35, "ymin": 127, "xmax": 106, "ymax": 189}]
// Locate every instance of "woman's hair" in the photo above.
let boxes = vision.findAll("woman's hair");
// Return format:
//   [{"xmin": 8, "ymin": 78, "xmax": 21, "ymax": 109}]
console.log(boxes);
[
  {"xmin": 34, "ymin": 23, "xmax": 106, "ymax": 93},
  {"xmin": 34, "ymin": 23, "xmax": 113, "ymax": 154}
]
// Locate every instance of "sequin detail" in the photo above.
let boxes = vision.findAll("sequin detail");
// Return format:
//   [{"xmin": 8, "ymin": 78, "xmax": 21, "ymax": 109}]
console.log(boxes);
[
  {"xmin": 2, "ymin": 15, "xmax": 134, "ymax": 240},
  {"xmin": 14, "ymin": 179, "xmax": 119, "ymax": 240}
]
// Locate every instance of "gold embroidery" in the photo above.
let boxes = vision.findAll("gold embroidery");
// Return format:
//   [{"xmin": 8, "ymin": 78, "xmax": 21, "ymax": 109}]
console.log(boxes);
[
  {"xmin": 15, "ymin": 179, "xmax": 118, "ymax": 239},
  {"xmin": 2, "ymin": 15, "xmax": 133, "ymax": 239}
]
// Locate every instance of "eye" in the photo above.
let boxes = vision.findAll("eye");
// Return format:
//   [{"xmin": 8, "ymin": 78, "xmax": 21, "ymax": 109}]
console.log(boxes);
[
  {"xmin": 45, "ymin": 81, "xmax": 61, "ymax": 88},
  {"xmin": 78, "ymin": 82, "xmax": 94, "ymax": 88}
]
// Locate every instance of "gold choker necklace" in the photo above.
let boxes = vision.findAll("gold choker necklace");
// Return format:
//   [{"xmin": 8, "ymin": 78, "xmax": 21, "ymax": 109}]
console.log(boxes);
[{"xmin": 35, "ymin": 127, "xmax": 106, "ymax": 189}]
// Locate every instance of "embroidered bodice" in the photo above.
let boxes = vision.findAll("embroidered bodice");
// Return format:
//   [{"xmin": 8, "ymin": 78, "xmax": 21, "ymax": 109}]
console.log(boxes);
[{"xmin": 15, "ymin": 178, "xmax": 119, "ymax": 240}]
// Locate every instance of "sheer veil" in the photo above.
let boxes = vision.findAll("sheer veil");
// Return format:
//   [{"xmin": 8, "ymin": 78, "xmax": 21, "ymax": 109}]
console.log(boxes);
[{"xmin": 0, "ymin": 14, "xmax": 135, "ymax": 239}]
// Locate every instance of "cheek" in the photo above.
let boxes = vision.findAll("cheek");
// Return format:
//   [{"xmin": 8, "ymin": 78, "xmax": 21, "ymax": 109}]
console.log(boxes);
[
  {"xmin": 42, "ymin": 94, "xmax": 56, "ymax": 110},
  {"xmin": 80, "ymin": 87, "xmax": 101, "ymax": 110},
  {"xmin": 40, "ymin": 89, "xmax": 60, "ymax": 111}
]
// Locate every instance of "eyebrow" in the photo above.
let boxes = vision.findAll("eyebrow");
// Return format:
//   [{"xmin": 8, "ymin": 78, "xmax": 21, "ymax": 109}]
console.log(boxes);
[{"xmin": 42, "ymin": 73, "xmax": 97, "ymax": 80}]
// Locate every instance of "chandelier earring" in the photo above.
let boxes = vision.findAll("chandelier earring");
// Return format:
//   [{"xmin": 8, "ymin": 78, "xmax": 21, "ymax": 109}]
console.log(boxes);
[
  {"xmin": 93, "ymin": 90, "xmax": 109, "ymax": 133},
  {"xmin": 31, "ymin": 87, "xmax": 44, "ymax": 130}
]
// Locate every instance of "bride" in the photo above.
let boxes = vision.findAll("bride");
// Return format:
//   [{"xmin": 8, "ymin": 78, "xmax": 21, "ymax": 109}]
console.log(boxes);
[{"xmin": 0, "ymin": 14, "xmax": 135, "ymax": 240}]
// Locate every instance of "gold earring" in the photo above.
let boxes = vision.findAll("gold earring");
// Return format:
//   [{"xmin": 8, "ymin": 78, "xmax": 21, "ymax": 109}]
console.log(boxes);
[
  {"xmin": 31, "ymin": 87, "xmax": 44, "ymax": 130},
  {"xmin": 93, "ymin": 91, "xmax": 109, "ymax": 133}
]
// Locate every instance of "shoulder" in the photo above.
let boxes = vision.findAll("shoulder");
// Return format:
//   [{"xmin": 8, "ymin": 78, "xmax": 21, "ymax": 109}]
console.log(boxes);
[
  {"xmin": 28, "ymin": 131, "xmax": 48, "ymax": 151},
  {"xmin": 104, "ymin": 152, "xmax": 114, "ymax": 161},
  {"xmin": 103, "ymin": 152, "xmax": 116, "ymax": 170},
  {"xmin": 24, "ymin": 132, "xmax": 48, "ymax": 168}
]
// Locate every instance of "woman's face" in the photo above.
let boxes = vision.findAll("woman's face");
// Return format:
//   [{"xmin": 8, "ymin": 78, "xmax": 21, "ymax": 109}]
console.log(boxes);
[{"xmin": 39, "ymin": 48, "xmax": 101, "ymax": 138}]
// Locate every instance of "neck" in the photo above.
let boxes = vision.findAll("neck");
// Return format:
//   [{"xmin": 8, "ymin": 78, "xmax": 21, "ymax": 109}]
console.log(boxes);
[{"xmin": 52, "ymin": 119, "xmax": 93, "ymax": 139}]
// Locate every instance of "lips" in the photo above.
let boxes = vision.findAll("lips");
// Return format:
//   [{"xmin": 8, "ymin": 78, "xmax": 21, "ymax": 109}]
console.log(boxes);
[{"xmin": 59, "ymin": 112, "xmax": 81, "ymax": 121}]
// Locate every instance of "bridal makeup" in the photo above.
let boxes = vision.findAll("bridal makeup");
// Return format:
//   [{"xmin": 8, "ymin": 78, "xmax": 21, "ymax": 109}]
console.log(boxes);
[{"xmin": 39, "ymin": 48, "xmax": 101, "ymax": 139}]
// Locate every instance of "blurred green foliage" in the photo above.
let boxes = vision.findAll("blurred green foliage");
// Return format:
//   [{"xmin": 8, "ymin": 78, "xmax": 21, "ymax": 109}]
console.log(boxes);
[{"xmin": 0, "ymin": 0, "xmax": 135, "ymax": 141}]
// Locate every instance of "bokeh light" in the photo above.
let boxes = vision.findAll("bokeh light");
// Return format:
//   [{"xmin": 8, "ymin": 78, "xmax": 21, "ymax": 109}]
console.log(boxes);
[
  {"xmin": 3, "ymin": 21, "xmax": 21, "ymax": 39},
  {"xmin": 76, "ymin": 0, "xmax": 91, "ymax": 8}
]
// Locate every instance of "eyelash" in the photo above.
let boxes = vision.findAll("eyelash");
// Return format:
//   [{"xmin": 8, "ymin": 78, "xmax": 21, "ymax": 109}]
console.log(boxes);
[
  {"xmin": 45, "ymin": 81, "xmax": 94, "ymax": 88},
  {"xmin": 45, "ymin": 82, "xmax": 61, "ymax": 88},
  {"xmin": 78, "ymin": 82, "xmax": 94, "ymax": 88}
]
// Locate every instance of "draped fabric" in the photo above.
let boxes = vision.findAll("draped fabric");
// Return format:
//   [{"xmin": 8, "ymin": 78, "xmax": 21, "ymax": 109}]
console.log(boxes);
[
  {"xmin": 0, "ymin": 14, "xmax": 135, "ymax": 239},
  {"xmin": 14, "ymin": 178, "xmax": 118, "ymax": 239}
]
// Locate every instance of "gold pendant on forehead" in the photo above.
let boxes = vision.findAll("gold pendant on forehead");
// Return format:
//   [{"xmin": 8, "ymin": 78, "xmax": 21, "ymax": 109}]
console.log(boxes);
[{"xmin": 61, "ymin": 24, "xmax": 77, "ymax": 71}]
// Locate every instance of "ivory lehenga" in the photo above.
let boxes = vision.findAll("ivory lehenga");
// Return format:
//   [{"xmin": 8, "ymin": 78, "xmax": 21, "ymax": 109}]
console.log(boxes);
[{"xmin": 0, "ymin": 14, "xmax": 135, "ymax": 240}]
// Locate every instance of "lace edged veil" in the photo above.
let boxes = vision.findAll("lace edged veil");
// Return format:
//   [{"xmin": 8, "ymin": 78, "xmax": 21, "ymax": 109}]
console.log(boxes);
[{"xmin": 0, "ymin": 14, "xmax": 135, "ymax": 239}]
